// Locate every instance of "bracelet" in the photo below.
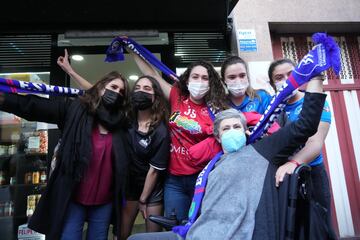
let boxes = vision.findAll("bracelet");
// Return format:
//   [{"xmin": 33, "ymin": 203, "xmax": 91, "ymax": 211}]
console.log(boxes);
[
  {"xmin": 138, "ymin": 199, "xmax": 147, "ymax": 204},
  {"xmin": 289, "ymin": 159, "xmax": 300, "ymax": 167}
]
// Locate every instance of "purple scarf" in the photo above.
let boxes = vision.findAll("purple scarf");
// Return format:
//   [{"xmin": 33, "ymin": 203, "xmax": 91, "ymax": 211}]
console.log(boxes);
[
  {"xmin": 105, "ymin": 36, "xmax": 179, "ymax": 80},
  {"xmin": 0, "ymin": 78, "xmax": 84, "ymax": 96}
]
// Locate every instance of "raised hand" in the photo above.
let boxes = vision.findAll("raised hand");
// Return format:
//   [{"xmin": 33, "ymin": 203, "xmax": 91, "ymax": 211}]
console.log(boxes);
[{"xmin": 57, "ymin": 49, "xmax": 74, "ymax": 74}]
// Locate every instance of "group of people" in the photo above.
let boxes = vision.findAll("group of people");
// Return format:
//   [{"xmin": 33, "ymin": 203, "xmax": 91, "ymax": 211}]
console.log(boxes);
[{"xmin": 0, "ymin": 42, "xmax": 334, "ymax": 240}]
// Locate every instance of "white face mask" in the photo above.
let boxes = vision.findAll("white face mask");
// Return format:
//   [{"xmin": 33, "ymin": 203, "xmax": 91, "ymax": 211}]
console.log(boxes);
[
  {"xmin": 226, "ymin": 81, "xmax": 249, "ymax": 97},
  {"xmin": 188, "ymin": 81, "xmax": 210, "ymax": 100}
]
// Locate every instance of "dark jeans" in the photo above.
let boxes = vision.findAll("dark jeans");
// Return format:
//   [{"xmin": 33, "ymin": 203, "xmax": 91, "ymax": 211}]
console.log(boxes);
[
  {"xmin": 164, "ymin": 173, "xmax": 198, "ymax": 222},
  {"xmin": 61, "ymin": 201, "xmax": 113, "ymax": 240}
]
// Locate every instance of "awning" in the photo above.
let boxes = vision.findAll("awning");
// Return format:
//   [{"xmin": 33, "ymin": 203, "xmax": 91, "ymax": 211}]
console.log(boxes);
[{"xmin": 1, "ymin": 0, "xmax": 239, "ymax": 33}]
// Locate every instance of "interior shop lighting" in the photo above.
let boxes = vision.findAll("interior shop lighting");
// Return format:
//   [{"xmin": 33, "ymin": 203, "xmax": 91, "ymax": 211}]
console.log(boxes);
[
  {"xmin": 71, "ymin": 55, "xmax": 84, "ymax": 61},
  {"xmin": 129, "ymin": 75, "xmax": 139, "ymax": 81}
]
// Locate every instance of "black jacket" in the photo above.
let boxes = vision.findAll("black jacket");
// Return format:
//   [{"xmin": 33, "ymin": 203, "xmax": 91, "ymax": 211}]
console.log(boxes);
[{"xmin": 0, "ymin": 93, "xmax": 130, "ymax": 239}]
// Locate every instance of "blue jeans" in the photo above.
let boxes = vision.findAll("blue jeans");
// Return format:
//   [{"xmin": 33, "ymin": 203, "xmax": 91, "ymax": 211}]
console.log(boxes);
[
  {"xmin": 164, "ymin": 173, "xmax": 198, "ymax": 223},
  {"xmin": 61, "ymin": 201, "xmax": 113, "ymax": 240}
]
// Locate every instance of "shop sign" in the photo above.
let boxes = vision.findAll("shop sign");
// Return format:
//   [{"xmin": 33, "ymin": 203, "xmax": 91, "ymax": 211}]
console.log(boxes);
[{"xmin": 238, "ymin": 29, "xmax": 257, "ymax": 52}]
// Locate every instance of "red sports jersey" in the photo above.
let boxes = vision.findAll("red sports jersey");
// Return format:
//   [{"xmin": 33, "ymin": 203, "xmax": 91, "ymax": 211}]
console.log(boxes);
[{"xmin": 168, "ymin": 87, "xmax": 213, "ymax": 175}]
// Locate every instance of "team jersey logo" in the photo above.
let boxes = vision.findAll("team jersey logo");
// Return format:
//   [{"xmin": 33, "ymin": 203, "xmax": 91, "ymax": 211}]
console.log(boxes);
[
  {"xmin": 245, "ymin": 102, "xmax": 257, "ymax": 112},
  {"xmin": 169, "ymin": 111, "xmax": 202, "ymax": 134},
  {"xmin": 139, "ymin": 136, "xmax": 151, "ymax": 148},
  {"xmin": 323, "ymin": 106, "xmax": 330, "ymax": 112}
]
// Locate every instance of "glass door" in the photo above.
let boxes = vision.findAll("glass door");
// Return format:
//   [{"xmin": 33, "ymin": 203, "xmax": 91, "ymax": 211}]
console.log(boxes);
[{"xmin": 0, "ymin": 72, "xmax": 50, "ymax": 240}]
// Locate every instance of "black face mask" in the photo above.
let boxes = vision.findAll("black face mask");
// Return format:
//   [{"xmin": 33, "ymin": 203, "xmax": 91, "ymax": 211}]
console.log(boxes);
[
  {"xmin": 131, "ymin": 91, "xmax": 153, "ymax": 110},
  {"xmin": 102, "ymin": 89, "xmax": 123, "ymax": 109}
]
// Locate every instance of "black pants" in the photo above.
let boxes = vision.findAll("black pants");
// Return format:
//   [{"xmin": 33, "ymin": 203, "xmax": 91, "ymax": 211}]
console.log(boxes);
[
  {"xmin": 309, "ymin": 163, "xmax": 337, "ymax": 239},
  {"xmin": 310, "ymin": 163, "xmax": 331, "ymax": 210}
]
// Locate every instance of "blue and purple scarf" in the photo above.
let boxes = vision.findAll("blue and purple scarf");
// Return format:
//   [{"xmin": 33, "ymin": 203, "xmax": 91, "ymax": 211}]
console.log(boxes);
[{"xmin": 0, "ymin": 78, "xmax": 84, "ymax": 96}]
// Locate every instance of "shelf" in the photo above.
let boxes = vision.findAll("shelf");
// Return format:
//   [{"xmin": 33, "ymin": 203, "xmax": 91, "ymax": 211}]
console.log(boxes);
[
  {"xmin": 0, "ymin": 215, "xmax": 26, "ymax": 220},
  {"xmin": 0, "ymin": 184, "xmax": 47, "ymax": 188},
  {"xmin": 0, "ymin": 140, "xmax": 18, "ymax": 145},
  {"xmin": 25, "ymin": 152, "xmax": 47, "ymax": 157},
  {"xmin": 0, "ymin": 152, "xmax": 48, "ymax": 157}
]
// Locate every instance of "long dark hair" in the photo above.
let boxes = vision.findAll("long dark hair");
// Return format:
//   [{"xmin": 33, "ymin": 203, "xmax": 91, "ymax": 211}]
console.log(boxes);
[
  {"xmin": 131, "ymin": 75, "xmax": 169, "ymax": 128},
  {"xmin": 79, "ymin": 71, "xmax": 130, "ymax": 113},
  {"xmin": 268, "ymin": 59, "xmax": 296, "ymax": 92},
  {"xmin": 175, "ymin": 60, "xmax": 227, "ymax": 110},
  {"xmin": 220, "ymin": 56, "xmax": 259, "ymax": 100}
]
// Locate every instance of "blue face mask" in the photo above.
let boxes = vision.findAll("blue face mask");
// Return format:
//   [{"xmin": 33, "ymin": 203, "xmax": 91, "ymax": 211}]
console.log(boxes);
[{"xmin": 220, "ymin": 129, "xmax": 246, "ymax": 153}]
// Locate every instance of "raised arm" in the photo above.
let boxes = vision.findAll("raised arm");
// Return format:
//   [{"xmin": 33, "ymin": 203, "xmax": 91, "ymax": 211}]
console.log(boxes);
[
  {"xmin": 253, "ymin": 76, "xmax": 326, "ymax": 165},
  {"xmin": 0, "ymin": 93, "xmax": 67, "ymax": 128},
  {"xmin": 274, "ymin": 121, "xmax": 330, "ymax": 186},
  {"xmin": 57, "ymin": 49, "xmax": 93, "ymax": 90},
  {"xmin": 127, "ymin": 48, "xmax": 173, "ymax": 100}
]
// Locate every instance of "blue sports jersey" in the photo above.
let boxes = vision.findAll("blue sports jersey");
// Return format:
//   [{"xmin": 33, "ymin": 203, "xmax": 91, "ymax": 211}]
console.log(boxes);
[
  {"xmin": 284, "ymin": 95, "xmax": 331, "ymax": 166},
  {"xmin": 230, "ymin": 90, "xmax": 271, "ymax": 114}
]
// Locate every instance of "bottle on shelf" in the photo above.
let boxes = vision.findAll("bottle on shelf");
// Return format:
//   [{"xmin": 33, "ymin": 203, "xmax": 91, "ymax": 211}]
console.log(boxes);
[
  {"xmin": 0, "ymin": 170, "xmax": 6, "ymax": 185},
  {"xmin": 8, "ymin": 201, "xmax": 14, "ymax": 216},
  {"xmin": 10, "ymin": 176, "xmax": 16, "ymax": 185},
  {"xmin": 0, "ymin": 202, "xmax": 4, "ymax": 217},
  {"xmin": 40, "ymin": 171, "xmax": 46, "ymax": 184},
  {"xmin": 24, "ymin": 172, "xmax": 32, "ymax": 184},
  {"xmin": 4, "ymin": 201, "xmax": 10, "ymax": 216},
  {"xmin": 32, "ymin": 171, "xmax": 40, "ymax": 184},
  {"xmin": 26, "ymin": 195, "xmax": 36, "ymax": 218}
]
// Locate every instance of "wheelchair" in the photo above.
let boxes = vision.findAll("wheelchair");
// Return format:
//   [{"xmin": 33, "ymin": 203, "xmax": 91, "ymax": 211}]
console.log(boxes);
[{"xmin": 148, "ymin": 164, "xmax": 335, "ymax": 240}]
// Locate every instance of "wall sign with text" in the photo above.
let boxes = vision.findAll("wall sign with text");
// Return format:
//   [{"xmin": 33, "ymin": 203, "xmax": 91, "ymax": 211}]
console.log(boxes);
[{"xmin": 238, "ymin": 29, "xmax": 257, "ymax": 52}]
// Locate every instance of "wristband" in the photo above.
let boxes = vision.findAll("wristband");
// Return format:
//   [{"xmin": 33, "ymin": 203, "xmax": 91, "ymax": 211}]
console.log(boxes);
[{"xmin": 289, "ymin": 159, "xmax": 300, "ymax": 167}]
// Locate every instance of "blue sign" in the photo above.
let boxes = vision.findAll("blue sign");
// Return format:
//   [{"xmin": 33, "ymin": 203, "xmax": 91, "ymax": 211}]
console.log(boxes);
[{"xmin": 238, "ymin": 29, "xmax": 257, "ymax": 52}]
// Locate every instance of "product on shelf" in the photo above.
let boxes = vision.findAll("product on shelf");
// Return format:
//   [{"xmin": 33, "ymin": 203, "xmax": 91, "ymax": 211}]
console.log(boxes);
[
  {"xmin": 9, "ymin": 201, "xmax": 14, "ymax": 216},
  {"xmin": 9, "ymin": 176, "xmax": 16, "ymax": 185},
  {"xmin": 40, "ymin": 171, "xmax": 46, "ymax": 184},
  {"xmin": 38, "ymin": 131, "xmax": 48, "ymax": 154},
  {"xmin": 26, "ymin": 194, "xmax": 42, "ymax": 218},
  {"xmin": 25, "ymin": 131, "xmax": 48, "ymax": 154},
  {"xmin": 24, "ymin": 173, "xmax": 32, "ymax": 184},
  {"xmin": 32, "ymin": 171, "xmax": 40, "ymax": 184},
  {"xmin": 35, "ymin": 194, "xmax": 41, "ymax": 205},
  {"xmin": 0, "ymin": 201, "xmax": 13, "ymax": 217},
  {"xmin": 8, "ymin": 144, "xmax": 17, "ymax": 155},
  {"xmin": 0, "ymin": 145, "xmax": 8, "ymax": 156},
  {"xmin": 0, "ymin": 170, "xmax": 6, "ymax": 185},
  {"xmin": 0, "ymin": 202, "xmax": 4, "ymax": 217},
  {"xmin": 26, "ymin": 195, "xmax": 36, "ymax": 217}
]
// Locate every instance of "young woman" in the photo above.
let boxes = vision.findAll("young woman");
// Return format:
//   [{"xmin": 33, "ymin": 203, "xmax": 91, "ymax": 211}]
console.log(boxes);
[
  {"xmin": 57, "ymin": 51, "xmax": 170, "ymax": 239},
  {"xmin": 186, "ymin": 55, "xmax": 276, "ymax": 167},
  {"xmin": 268, "ymin": 59, "xmax": 334, "ymax": 236},
  {"xmin": 127, "ymin": 75, "xmax": 332, "ymax": 240},
  {"xmin": 127, "ymin": 48, "xmax": 227, "ymax": 222},
  {"xmin": 221, "ymin": 56, "xmax": 271, "ymax": 115},
  {"xmin": 0, "ymin": 71, "xmax": 131, "ymax": 240},
  {"xmin": 122, "ymin": 75, "xmax": 170, "ymax": 239}
]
